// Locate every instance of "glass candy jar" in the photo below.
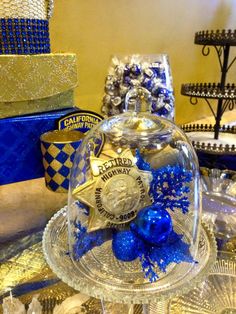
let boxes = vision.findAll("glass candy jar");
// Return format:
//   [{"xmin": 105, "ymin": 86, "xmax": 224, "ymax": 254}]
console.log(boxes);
[
  {"xmin": 68, "ymin": 88, "xmax": 203, "ymax": 303},
  {"xmin": 101, "ymin": 54, "xmax": 175, "ymax": 120}
]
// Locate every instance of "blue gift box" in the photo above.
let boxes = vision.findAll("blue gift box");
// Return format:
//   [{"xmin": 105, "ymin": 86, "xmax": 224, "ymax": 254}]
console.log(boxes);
[{"xmin": 0, "ymin": 108, "xmax": 78, "ymax": 185}]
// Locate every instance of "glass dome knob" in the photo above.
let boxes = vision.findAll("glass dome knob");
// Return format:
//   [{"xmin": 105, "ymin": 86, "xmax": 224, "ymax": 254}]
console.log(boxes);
[{"xmin": 124, "ymin": 86, "xmax": 152, "ymax": 113}]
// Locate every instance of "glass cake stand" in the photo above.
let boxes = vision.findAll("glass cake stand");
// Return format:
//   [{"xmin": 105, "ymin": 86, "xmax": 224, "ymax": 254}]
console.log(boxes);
[
  {"xmin": 201, "ymin": 167, "xmax": 236, "ymax": 252},
  {"xmin": 43, "ymin": 206, "xmax": 217, "ymax": 311}
]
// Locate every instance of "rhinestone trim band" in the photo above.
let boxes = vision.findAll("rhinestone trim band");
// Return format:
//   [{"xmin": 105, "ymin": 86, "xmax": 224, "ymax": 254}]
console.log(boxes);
[{"xmin": 0, "ymin": 18, "xmax": 50, "ymax": 54}]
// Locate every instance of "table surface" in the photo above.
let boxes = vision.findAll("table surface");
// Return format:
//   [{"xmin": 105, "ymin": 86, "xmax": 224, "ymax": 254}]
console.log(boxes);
[
  {"xmin": 0, "ymin": 230, "xmax": 146, "ymax": 313},
  {"xmin": 0, "ymin": 230, "xmax": 78, "ymax": 313}
]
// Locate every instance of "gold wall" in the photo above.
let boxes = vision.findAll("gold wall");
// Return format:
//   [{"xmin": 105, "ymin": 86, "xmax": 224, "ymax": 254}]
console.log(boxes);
[{"xmin": 50, "ymin": 0, "xmax": 236, "ymax": 124}]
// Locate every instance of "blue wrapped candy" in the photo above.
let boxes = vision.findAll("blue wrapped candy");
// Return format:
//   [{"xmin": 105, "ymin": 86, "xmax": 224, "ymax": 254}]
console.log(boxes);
[{"xmin": 101, "ymin": 55, "xmax": 175, "ymax": 120}]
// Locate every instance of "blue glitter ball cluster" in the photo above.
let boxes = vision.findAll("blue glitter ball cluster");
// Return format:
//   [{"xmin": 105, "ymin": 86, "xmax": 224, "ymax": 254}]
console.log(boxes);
[
  {"xmin": 0, "ymin": 18, "xmax": 50, "ymax": 54},
  {"xmin": 111, "ymin": 151, "xmax": 195, "ymax": 282},
  {"xmin": 111, "ymin": 205, "xmax": 195, "ymax": 282},
  {"xmin": 101, "ymin": 56, "xmax": 174, "ymax": 119},
  {"xmin": 74, "ymin": 204, "xmax": 194, "ymax": 283},
  {"xmin": 141, "ymin": 230, "xmax": 196, "ymax": 282},
  {"xmin": 112, "ymin": 205, "xmax": 173, "ymax": 262}
]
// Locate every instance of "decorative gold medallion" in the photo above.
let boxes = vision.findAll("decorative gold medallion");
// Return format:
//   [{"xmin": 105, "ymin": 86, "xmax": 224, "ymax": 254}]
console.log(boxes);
[{"xmin": 72, "ymin": 148, "xmax": 152, "ymax": 231}]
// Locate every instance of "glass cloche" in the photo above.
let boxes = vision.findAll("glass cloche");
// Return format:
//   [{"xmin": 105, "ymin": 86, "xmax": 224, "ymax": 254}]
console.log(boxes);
[{"xmin": 67, "ymin": 87, "xmax": 202, "ymax": 303}]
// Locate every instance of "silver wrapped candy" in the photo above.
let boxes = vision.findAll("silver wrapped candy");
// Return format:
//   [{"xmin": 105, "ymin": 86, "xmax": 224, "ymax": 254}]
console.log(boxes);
[{"xmin": 101, "ymin": 55, "xmax": 175, "ymax": 120}]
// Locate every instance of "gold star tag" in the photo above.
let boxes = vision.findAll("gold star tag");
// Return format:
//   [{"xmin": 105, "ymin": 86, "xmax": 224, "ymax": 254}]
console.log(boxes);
[{"xmin": 72, "ymin": 148, "xmax": 152, "ymax": 231}]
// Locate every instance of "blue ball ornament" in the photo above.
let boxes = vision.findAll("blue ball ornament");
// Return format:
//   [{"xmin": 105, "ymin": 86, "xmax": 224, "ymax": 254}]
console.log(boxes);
[
  {"xmin": 130, "ymin": 205, "xmax": 173, "ymax": 246},
  {"xmin": 112, "ymin": 230, "xmax": 144, "ymax": 262}
]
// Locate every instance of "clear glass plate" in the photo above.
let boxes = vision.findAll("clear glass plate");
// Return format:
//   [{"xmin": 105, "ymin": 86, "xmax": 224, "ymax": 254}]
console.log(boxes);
[
  {"xmin": 169, "ymin": 252, "xmax": 236, "ymax": 314},
  {"xmin": 43, "ymin": 207, "xmax": 217, "ymax": 304},
  {"xmin": 201, "ymin": 167, "xmax": 236, "ymax": 251}
]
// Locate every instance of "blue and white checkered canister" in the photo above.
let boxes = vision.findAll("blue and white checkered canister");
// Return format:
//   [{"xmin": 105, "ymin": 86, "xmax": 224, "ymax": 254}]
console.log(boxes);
[{"xmin": 40, "ymin": 130, "xmax": 84, "ymax": 193}]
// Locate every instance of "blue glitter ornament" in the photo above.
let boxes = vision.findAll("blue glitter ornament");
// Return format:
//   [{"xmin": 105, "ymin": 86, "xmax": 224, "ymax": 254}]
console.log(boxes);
[
  {"xmin": 131, "ymin": 205, "xmax": 172, "ymax": 245},
  {"xmin": 112, "ymin": 230, "xmax": 145, "ymax": 262}
]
